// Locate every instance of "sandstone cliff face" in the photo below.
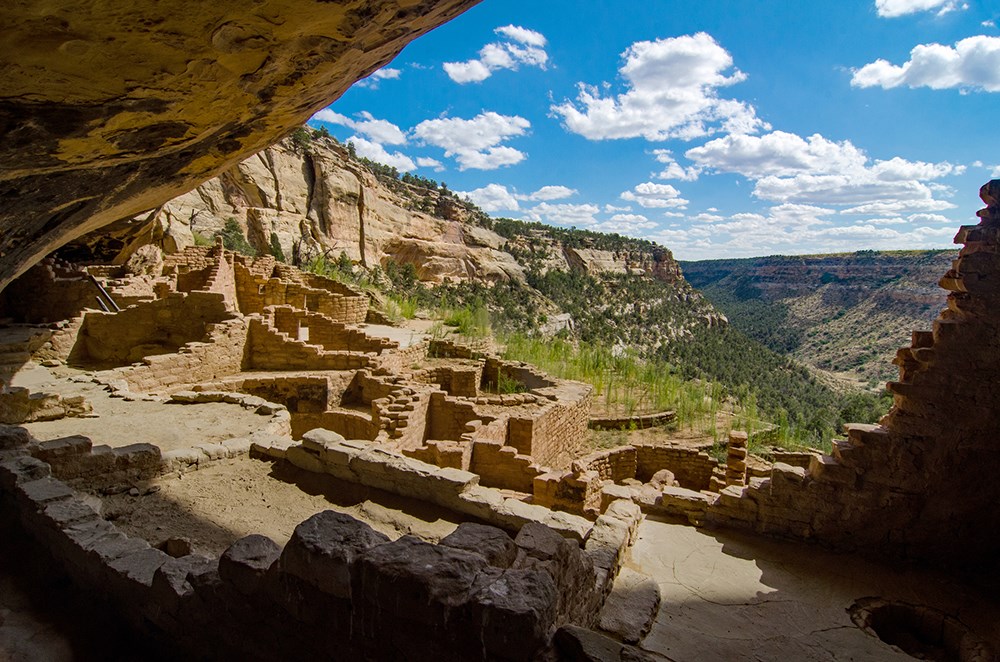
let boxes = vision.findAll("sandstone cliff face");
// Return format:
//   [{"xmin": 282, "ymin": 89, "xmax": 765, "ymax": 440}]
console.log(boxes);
[
  {"xmin": 79, "ymin": 135, "xmax": 691, "ymax": 291},
  {"xmin": 0, "ymin": 0, "xmax": 480, "ymax": 292},
  {"xmin": 103, "ymin": 137, "xmax": 526, "ymax": 284}
]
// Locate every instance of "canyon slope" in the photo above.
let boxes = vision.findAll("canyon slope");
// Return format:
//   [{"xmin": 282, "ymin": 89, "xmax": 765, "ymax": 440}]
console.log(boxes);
[
  {"xmin": 680, "ymin": 251, "xmax": 954, "ymax": 383},
  {"xmin": 83, "ymin": 133, "xmax": 689, "ymax": 290}
]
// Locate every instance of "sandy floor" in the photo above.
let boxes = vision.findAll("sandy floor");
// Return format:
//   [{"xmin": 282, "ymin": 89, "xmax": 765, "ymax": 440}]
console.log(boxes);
[
  {"xmin": 99, "ymin": 457, "xmax": 467, "ymax": 557},
  {"xmin": 628, "ymin": 518, "xmax": 1000, "ymax": 661},
  {"xmin": 15, "ymin": 365, "xmax": 271, "ymax": 452}
]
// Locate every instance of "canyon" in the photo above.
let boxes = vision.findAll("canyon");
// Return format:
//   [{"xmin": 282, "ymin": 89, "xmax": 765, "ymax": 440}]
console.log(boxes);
[{"xmin": 2, "ymin": 1, "xmax": 1000, "ymax": 660}]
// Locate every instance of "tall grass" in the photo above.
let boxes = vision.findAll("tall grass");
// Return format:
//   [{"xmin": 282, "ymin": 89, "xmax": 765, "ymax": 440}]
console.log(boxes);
[
  {"xmin": 441, "ymin": 304, "xmax": 491, "ymax": 337},
  {"xmin": 500, "ymin": 332, "xmax": 721, "ymax": 434}
]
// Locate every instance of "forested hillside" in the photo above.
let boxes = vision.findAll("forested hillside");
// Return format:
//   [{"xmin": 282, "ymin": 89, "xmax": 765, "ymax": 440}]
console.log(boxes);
[{"xmin": 680, "ymin": 251, "xmax": 953, "ymax": 384}]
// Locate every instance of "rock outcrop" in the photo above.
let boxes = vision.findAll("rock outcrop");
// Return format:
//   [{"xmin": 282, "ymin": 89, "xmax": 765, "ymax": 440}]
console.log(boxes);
[
  {"xmin": 0, "ymin": 0, "xmax": 480, "ymax": 292},
  {"xmin": 64, "ymin": 135, "xmax": 691, "ymax": 288}
]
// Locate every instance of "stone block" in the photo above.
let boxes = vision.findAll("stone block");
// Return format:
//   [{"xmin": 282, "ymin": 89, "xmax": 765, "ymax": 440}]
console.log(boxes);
[
  {"xmin": 151, "ymin": 554, "xmax": 216, "ymax": 610},
  {"xmin": 771, "ymin": 463, "xmax": 806, "ymax": 485},
  {"xmin": 221, "ymin": 437, "xmax": 252, "ymax": 457},
  {"xmin": 352, "ymin": 535, "xmax": 489, "ymax": 628},
  {"xmin": 285, "ymin": 445, "xmax": 325, "ymax": 473},
  {"xmin": 17, "ymin": 476, "xmax": 74, "ymax": 506},
  {"xmin": 598, "ymin": 567, "xmax": 661, "ymax": 645},
  {"xmin": 32, "ymin": 435, "xmax": 93, "ymax": 463},
  {"xmin": 471, "ymin": 568, "xmax": 558, "ymax": 661},
  {"xmin": 220, "ymin": 534, "xmax": 281, "ymax": 595},
  {"xmin": 280, "ymin": 511, "xmax": 390, "ymax": 599},
  {"xmin": 440, "ymin": 523, "xmax": 518, "ymax": 568},
  {"xmin": 42, "ymin": 498, "xmax": 101, "ymax": 528},
  {"xmin": 0, "ymin": 454, "xmax": 50, "ymax": 491},
  {"xmin": 301, "ymin": 427, "xmax": 346, "ymax": 452},
  {"xmin": 0, "ymin": 424, "xmax": 33, "ymax": 449}
]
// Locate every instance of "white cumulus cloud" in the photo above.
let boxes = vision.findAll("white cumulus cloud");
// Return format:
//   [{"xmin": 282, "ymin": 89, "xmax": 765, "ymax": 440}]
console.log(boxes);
[
  {"xmin": 518, "ymin": 186, "xmax": 577, "ymax": 201},
  {"xmin": 620, "ymin": 182, "xmax": 690, "ymax": 209},
  {"xmin": 356, "ymin": 67, "xmax": 402, "ymax": 89},
  {"xmin": 524, "ymin": 202, "xmax": 601, "ymax": 227},
  {"xmin": 460, "ymin": 184, "xmax": 520, "ymax": 212},
  {"xmin": 851, "ymin": 36, "xmax": 1000, "ymax": 92},
  {"xmin": 652, "ymin": 150, "xmax": 702, "ymax": 181},
  {"xmin": 348, "ymin": 136, "xmax": 416, "ymax": 172},
  {"xmin": 413, "ymin": 112, "xmax": 530, "ymax": 170},
  {"xmin": 311, "ymin": 110, "xmax": 407, "ymax": 145},
  {"xmin": 444, "ymin": 25, "xmax": 548, "ymax": 84},
  {"xmin": 875, "ymin": 0, "xmax": 967, "ymax": 18},
  {"xmin": 685, "ymin": 130, "xmax": 961, "ymax": 213},
  {"xmin": 551, "ymin": 32, "xmax": 767, "ymax": 141}
]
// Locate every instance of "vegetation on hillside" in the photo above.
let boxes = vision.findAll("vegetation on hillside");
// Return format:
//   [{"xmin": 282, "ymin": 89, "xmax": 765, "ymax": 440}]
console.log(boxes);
[{"xmin": 292, "ymin": 127, "xmax": 896, "ymax": 451}]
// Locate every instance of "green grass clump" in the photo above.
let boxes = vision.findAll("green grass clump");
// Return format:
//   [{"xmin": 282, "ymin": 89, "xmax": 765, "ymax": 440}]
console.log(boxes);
[{"xmin": 442, "ymin": 304, "xmax": 491, "ymax": 337}]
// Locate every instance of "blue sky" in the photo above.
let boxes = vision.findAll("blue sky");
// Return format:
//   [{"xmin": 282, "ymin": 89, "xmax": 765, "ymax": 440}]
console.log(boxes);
[{"xmin": 310, "ymin": 0, "xmax": 1000, "ymax": 260}]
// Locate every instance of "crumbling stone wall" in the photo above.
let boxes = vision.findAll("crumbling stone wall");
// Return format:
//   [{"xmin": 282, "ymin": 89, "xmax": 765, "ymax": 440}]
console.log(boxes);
[
  {"xmin": 107, "ymin": 317, "xmax": 249, "ymax": 393},
  {"xmin": 472, "ymin": 440, "xmax": 545, "ymax": 494},
  {"xmin": 508, "ymin": 393, "xmax": 592, "ymax": 468},
  {"xmin": 291, "ymin": 410, "xmax": 376, "ymax": 441},
  {"xmin": 269, "ymin": 306, "xmax": 397, "ymax": 353},
  {"xmin": 576, "ymin": 446, "xmax": 638, "ymax": 483},
  {"xmin": 0, "ymin": 259, "xmax": 99, "ymax": 323},
  {"xmin": 481, "ymin": 358, "xmax": 558, "ymax": 392},
  {"xmin": 72, "ymin": 292, "xmax": 233, "ymax": 367},
  {"xmin": 411, "ymin": 362, "xmax": 483, "ymax": 397},
  {"xmin": 246, "ymin": 316, "xmax": 371, "ymax": 371},
  {"xmin": 634, "ymin": 442, "xmax": 718, "ymax": 491},
  {"xmin": 0, "ymin": 440, "xmax": 628, "ymax": 661}
]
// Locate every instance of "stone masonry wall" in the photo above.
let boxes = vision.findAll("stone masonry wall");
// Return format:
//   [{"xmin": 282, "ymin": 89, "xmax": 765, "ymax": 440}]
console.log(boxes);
[
  {"xmin": 0, "ymin": 258, "xmax": 97, "ymax": 323},
  {"xmin": 246, "ymin": 317, "xmax": 371, "ymax": 372},
  {"xmin": 576, "ymin": 446, "xmax": 638, "ymax": 483},
  {"xmin": 269, "ymin": 306, "xmax": 397, "ymax": 353},
  {"xmin": 0, "ymin": 440, "xmax": 635, "ymax": 662},
  {"xmin": 507, "ymin": 390, "xmax": 592, "ymax": 468},
  {"xmin": 104, "ymin": 317, "xmax": 249, "ymax": 393},
  {"xmin": 73, "ymin": 291, "xmax": 234, "ymax": 366},
  {"xmin": 634, "ymin": 443, "xmax": 718, "ymax": 491}
]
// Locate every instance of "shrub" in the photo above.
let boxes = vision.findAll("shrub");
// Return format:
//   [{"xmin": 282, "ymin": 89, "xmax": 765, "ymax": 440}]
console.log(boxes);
[{"xmin": 218, "ymin": 219, "xmax": 256, "ymax": 256}]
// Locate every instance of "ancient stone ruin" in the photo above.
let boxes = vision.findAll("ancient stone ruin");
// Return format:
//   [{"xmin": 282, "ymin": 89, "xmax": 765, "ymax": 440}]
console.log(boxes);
[
  {"xmin": 2, "ymin": 184, "xmax": 1000, "ymax": 660},
  {"xmin": 2, "ymin": 0, "xmax": 1000, "ymax": 656}
]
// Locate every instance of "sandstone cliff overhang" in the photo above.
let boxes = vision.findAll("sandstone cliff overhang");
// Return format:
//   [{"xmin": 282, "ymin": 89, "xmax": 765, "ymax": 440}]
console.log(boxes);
[{"xmin": 0, "ymin": 0, "xmax": 480, "ymax": 292}]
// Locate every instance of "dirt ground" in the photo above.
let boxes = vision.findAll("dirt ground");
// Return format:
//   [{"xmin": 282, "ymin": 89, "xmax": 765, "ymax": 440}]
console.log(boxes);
[
  {"xmin": 15, "ymin": 365, "xmax": 274, "ymax": 452},
  {"xmin": 97, "ymin": 457, "xmax": 468, "ymax": 557}
]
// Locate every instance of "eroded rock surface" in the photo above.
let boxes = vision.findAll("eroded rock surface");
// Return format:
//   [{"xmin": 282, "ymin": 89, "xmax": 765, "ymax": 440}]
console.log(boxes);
[{"xmin": 0, "ymin": 0, "xmax": 479, "ymax": 291}]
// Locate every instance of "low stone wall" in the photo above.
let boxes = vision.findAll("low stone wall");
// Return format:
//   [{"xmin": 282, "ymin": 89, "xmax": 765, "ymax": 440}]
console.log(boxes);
[
  {"xmin": 0, "ymin": 433, "xmax": 641, "ymax": 661},
  {"xmin": 411, "ymin": 363, "xmax": 482, "ymax": 398},
  {"xmin": 471, "ymin": 439, "xmax": 544, "ymax": 494},
  {"xmin": 533, "ymin": 469, "xmax": 602, "ymax": 517},
  {"xmin": 588, "ymin": 410, "xmax": 676, "ymax": 431},
  {"xmin": 73, "ymin": 291, "xmax": 234, "ymax": 367},
  {"xmin": 371, "ymin": 340, "xmax": 430, "ymax": 375},
  {"xmin": 269, "ymin": 306, "xmax": 397, "ymax": 354},
  {"xmin": 291, "ymin": 410, "xmax": 376, "ymax": 441},
  {"xmin": 105, "ymin": 317, "xmax": 249, "ymax": 393},
  {"xmin": 482, "ymin": 358, "xmax": 558, "ymax": 391},
  {"xmin": 575, "ymin": 446, "xmax": 638, "ymax": 483},
  {"xmin": 634, "ymin": 443, "xmax": 719, "ymax": 491},
  {"xmin": 246, "ymin": 317, "xmax": 371, "ymax": 372}
]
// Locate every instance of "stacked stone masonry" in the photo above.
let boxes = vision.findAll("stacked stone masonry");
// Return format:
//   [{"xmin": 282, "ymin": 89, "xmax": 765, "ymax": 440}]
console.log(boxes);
[{"xmin": 0, "ymin": 425, "xmax": 642, "ymax": 661}]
